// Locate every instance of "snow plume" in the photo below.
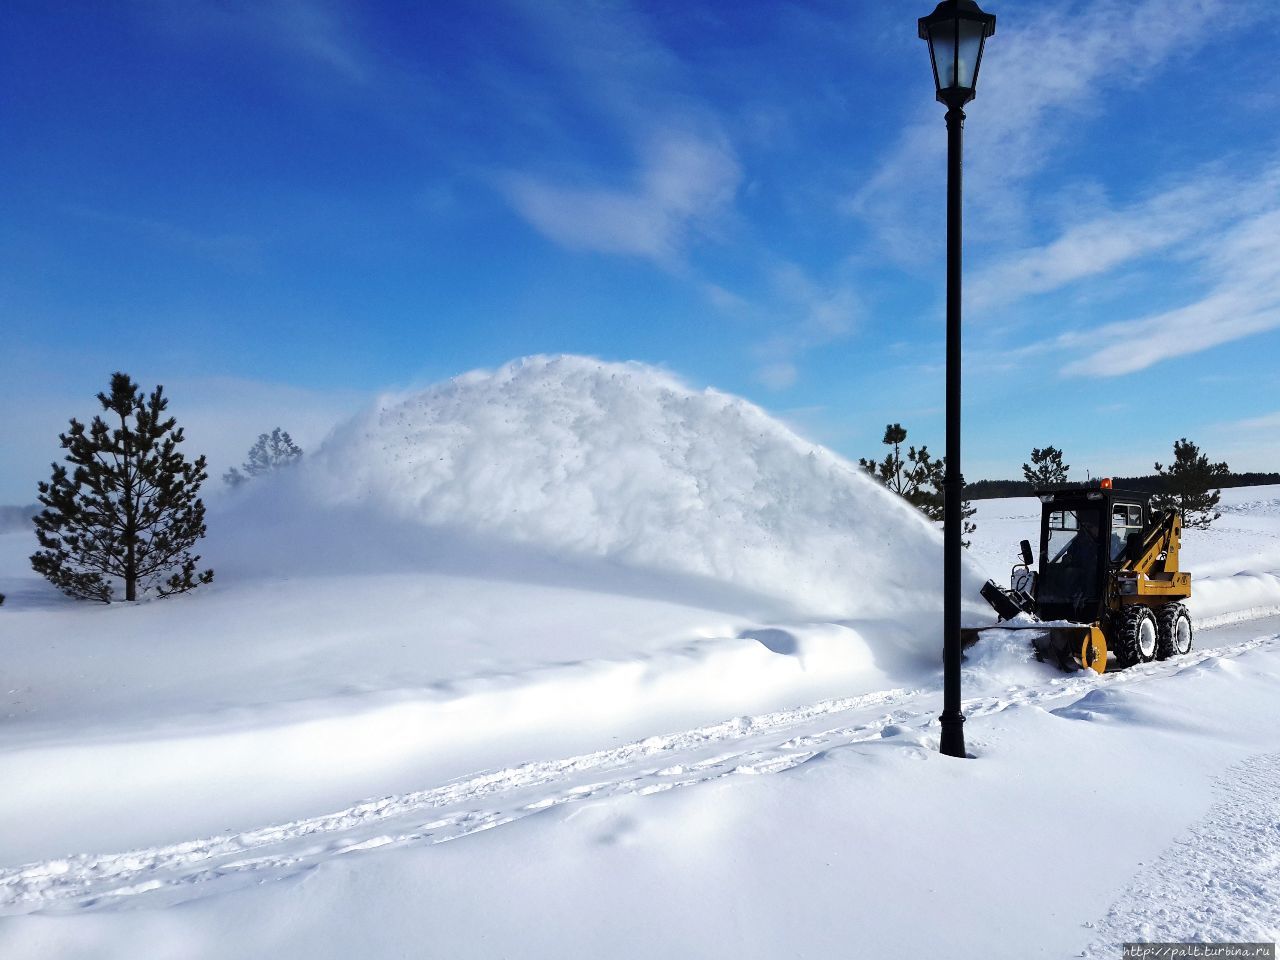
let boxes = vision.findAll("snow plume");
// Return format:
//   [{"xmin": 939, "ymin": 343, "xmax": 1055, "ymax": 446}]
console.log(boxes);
[{"xmin": 304, "ymin": 355, "xmax": 968, "ymax": 618}]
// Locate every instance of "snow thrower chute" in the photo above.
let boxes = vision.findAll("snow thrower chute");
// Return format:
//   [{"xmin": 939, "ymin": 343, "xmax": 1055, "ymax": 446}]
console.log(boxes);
[{"xmin": 961, "ymin": 483, "xmax": 1192, "ymax": 672}]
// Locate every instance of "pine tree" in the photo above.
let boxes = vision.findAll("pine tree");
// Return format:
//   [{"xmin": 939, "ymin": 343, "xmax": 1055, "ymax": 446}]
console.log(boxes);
[
  {"xmin": 1022, "ymin": 446, "xmax": 1069, "ymax": 487},
  {"xmin": 860, "ymin": 423, "xmax": 944, "ymax": 519},
  {"xmin": 1152, "ymin": 438, "xmax": 1228, "ymax": 529},
  {"xmin": 224, "ymin": 428, "xmax": 303, "ymax": 487},
  {"xmin": 860, "ymin": 423, "xmax": 977, "ymax": 547},
  {"xmin": 950, "ymin": 473, "xmax": 978, "ymax": 551},
  {"xmin": 31, "ymin": 373, "xmax": 214, "ymax": 602}
]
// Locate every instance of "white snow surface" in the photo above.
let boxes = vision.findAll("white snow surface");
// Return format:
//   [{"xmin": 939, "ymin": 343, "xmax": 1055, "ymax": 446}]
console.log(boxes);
[
  {"xmin": 0, "ymin": 356, "xmax": 974, "ymax": 867},
  {"xmin": 2, "ymin": 359, "xmax": 1279, "ymax": 957}
]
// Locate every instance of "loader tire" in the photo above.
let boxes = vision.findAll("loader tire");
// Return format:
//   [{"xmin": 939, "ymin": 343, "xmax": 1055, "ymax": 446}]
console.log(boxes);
[
  {"xmin": 1114, "ymin": 606, "xmax": 1158, "ymax": 668},
  {"xmin": 1156, "ymin": 603, "xmax": 1193, "ymax": 660}
]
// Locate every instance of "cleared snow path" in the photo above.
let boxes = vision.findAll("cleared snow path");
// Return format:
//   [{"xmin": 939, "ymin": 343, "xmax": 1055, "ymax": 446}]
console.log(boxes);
[
  {"xmin": 1084, "ymin": 751, "xmax": 1280, "ymax": 950},
  {"xmin": 3, "ymin": 628, "xmax": 1277, "ymax": 918}
]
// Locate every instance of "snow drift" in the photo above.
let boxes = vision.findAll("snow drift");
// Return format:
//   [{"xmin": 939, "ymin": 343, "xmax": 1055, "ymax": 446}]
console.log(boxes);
[{"xmin": 288, "ymin": 355, "xmax": 972, "ymax": 618}]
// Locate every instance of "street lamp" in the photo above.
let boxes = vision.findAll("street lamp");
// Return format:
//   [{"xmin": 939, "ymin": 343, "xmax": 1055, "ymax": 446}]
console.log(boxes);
[{"xmin": 918, "ymin": 0, "xmax": 995, "ymax": 759}]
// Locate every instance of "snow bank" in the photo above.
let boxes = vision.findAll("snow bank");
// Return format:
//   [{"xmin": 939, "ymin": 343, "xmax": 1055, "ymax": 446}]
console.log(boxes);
[
  {"xmin": 287, "ymin": 355, "xmax": 973, "ymax": 619},
  {"xmin": 1187, "ymin": 572, "xmax": 1280, "ymax": 627},
  {"xmin": 0, "ymin": 356, "xmax": 992, "ymax": 861}
]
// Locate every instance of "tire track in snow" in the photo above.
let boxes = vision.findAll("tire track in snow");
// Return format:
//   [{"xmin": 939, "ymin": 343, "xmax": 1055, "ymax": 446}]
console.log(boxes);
[{"xmin": 1, "ymin": 633, "xmax": 1277, "ymax": 917}]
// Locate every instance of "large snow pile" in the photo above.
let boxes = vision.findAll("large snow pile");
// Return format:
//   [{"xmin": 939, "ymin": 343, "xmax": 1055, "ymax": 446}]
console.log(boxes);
[{"xmin": 292, "ymin": 355, "xmax": 969, "ymax": 619}]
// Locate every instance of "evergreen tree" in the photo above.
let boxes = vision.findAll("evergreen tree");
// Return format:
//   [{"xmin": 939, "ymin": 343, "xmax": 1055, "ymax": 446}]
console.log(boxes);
[
  {"xmin": 224, "ymin": 428, "xmax": 303, "ymax": 487},
  {"xmin": 951, "ymin": 473, "xmax": 978, "ymax": 551},
  {"xmin": 31, "ymin": 373, "xmax": 214, "ymax": 602},
  {"xmin": 860, "ymin": 423, "xmax": 944, "ymax": 518},
  {"xmin": 1021, "ymin": 446, "xmax": 1069, "ymax": 486},
  {"xmin": 860, "ymin": 423, "xmax": 977, "ymax": 547},
  {"xmin": 1152, "ymin": 438, "xmax": 1229, "ymax": 529}
]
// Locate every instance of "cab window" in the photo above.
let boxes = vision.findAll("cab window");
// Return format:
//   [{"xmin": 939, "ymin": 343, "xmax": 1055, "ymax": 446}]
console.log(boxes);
[{"xmin": 1110, "ymin": 502, "xmax": 1143, "ymax": 561}]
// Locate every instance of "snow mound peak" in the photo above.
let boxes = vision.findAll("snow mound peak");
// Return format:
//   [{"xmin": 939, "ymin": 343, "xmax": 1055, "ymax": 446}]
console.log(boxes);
[{"xmin": 309, "ymin": 355, "xmax": 954, "ymax": 617}]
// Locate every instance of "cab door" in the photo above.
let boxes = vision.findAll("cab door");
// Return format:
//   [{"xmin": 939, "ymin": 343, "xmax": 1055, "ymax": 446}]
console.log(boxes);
[{"xmin": 1037, "ymin": 501, "xmax": 1105, "ymax": 622}]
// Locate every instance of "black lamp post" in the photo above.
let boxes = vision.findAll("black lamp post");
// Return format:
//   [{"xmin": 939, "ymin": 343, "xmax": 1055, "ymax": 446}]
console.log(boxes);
[{"xmin": 918, "ymin": 0, "xmax": 995, "ymax": 759}]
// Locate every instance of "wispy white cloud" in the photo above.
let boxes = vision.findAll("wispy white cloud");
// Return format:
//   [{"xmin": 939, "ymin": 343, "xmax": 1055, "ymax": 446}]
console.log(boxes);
[
  {"xmin": 770, "ymin": 263, "xmax": 858, "ymax": 345},
  {"xmin": 851, "ymin": 0, "xmax": 1249, "ymax": 260},
  {"xmin": 152, "ymin": 0, "xmax": 373, "ymax": 86},
  {"xmin": 1215, "ymin": 410, "xmax": 1280, "ymax": 434},
  {"xmin": 957, "ymin": 146, "xmax": 1280, "ymax": 378},
  {"xmin": 716, "ymin": 262, "xmax": 860, "ymax": 391},
  {"xmin": 62, "ymin": 205, "xmax": 265, "ymax": 272},
  {"xmin": 960, "ymin": 153, "xmax": 1280, "ymax": 378},
  {"xmin": 503, "ymin": 132, "xmax": 740, "ymax": 264},
  {"xmin": 756, "ymin": 361, "xmax": 798, "ymax": 391},
  {"xmin": 267, "ymin": 0, "xmax": 371, "ymax": 83},
  {"xmin": 969, "ymin": 177, "xmax": 1234, "ymax": 311},
  {"xmin": 494, "ymin": 0, "xmax": 741, "ymax": 265},
  {"xmin": 1059, "ymin": 206, "xmax": 1280, "ymax": 376}
]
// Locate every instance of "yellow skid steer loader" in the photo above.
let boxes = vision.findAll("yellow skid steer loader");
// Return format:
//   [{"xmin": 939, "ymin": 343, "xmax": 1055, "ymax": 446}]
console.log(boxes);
[{"xmin": 962, "ymin": 480, "xmax": 1192, "ymax": 672}]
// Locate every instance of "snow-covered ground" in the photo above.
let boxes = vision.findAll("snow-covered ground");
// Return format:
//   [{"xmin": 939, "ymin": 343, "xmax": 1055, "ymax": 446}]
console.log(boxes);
[{"xmin": 0, "ymin": 356, "xmax": 1277, "ymax": 957}]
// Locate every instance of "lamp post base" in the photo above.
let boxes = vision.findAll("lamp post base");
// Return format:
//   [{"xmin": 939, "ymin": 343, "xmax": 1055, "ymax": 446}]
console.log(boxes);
[{"xmin": 939, "ymin": 711, "xmax": 967, "ymax": 758}]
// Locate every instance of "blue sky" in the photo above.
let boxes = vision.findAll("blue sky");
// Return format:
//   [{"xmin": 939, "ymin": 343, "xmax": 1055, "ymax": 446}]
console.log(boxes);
[{"xmin": 3, "ymin": 0, "xmax": 1279, "ymax": 502}]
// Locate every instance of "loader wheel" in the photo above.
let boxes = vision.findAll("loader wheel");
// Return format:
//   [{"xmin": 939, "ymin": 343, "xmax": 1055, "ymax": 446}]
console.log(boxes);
[
  {"xmin": 1156, "ymin": 603, "xmax": 1193, "ymax": 660},
  {"xmin": 1114, "ymin": 606, "xmax": 1158, "ymax": 668}
]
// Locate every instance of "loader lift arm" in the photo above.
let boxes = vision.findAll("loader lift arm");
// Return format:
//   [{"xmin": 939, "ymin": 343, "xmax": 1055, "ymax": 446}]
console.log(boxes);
[
  {"xmin": 1114, "ymin": 508, "xmax": 1190, "ymax": 602},
  {"xmin": 1121, "ymin": 508, "xmax": 1180, "ymax": 577}
]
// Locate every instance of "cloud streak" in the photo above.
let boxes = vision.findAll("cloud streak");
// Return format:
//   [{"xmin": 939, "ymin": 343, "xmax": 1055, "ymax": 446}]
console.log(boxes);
[
  {"xmin": 716, "ymin": 262, "xmax": 860, "ymax": 391},
  {"xmin": 1060, "ymin": 206, "xmax": 1280, "ymax": 376},
  {"xmin": 493, "ymin": 0, "xmax": 741, "ymax": 265},
  {"xmin": 969, "ymin": 182, "xmax": 1225, "ymax": 311},
  {"xmin": 962, "ymin": 153, "xmax": 1280, "ymax": 378},
  {"xmin": 503, "ymin": 132, "xmax": 740, "ymax": 264},
  {"xmin": 851, "ymin": 0, "xmax": 1248, "ymax": 259},
  {"xmin": 154, "ymin": 0, "xmax": 375, "ymax": 86}
]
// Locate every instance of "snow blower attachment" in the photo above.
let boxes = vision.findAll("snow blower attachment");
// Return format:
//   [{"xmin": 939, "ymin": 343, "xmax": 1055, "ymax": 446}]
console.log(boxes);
[{"xmin": 961, "ymin": 482, "xmax": 1193, "ymax": 672}]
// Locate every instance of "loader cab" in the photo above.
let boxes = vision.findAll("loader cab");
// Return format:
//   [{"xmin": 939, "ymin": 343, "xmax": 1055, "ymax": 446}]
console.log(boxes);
[{"xmin": 1034, "ymin": 485, "xmax": 1149, "ymax": 623}]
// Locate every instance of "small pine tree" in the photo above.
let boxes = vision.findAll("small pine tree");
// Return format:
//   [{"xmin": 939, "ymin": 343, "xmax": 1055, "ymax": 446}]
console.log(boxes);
[
  {"xmin": 1022, "ymin": 446, "xmax": 1069, "ymax": 487},
  {"xmin": 950, "ymin": 473, "xmax": 978, "ymax": 551},
  {"xmin": 224, "ymin": 428, "xmax": 304, "ymax": 487},
  {"xmin": 1152, "ymin": 438, "xmax": 1228, "ymax": 529},
  {"xmin": 860, "ymin": 423, "xmax": 977, "ymax": 547},
  {"xmin": 860, "ymin": 423, "xmax": 945, "ymax": 519},
  {"xmin": 31, "ymin": 373, "xmax": 214, "ymax": 602}
]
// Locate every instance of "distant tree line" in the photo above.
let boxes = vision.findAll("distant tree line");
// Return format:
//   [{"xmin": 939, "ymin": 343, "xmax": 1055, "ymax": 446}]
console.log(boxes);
[
  {"xmin": 0, "ymin": 505, "xmax": 40, "ymax": 534},
  {"xmin": 967, "ymin": 437, "xmax": 1270, "ymax": 530},
  {"xmin": 863, "ymin": 431, "xmax": 1265, "ymax": 534},
  {"xmin": 967, "ymin": 471, "xmax": 1279, "ymax": 501}
]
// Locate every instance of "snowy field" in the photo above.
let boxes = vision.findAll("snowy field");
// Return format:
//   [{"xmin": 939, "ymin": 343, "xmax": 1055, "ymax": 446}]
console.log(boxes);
[{"xmin": 0, "ymin": 356, "xmax": 1278, "ymax": 958}]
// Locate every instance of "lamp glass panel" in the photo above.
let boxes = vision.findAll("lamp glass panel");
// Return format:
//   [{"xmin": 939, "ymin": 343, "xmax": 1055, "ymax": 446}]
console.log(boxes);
[
  {"xmin": 929, "ymin": 20, "xmax": 958, "ymax": 91},
  {"xmin": 955, "ymin": 18, "xmax": 985, "ymax": 89}
]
